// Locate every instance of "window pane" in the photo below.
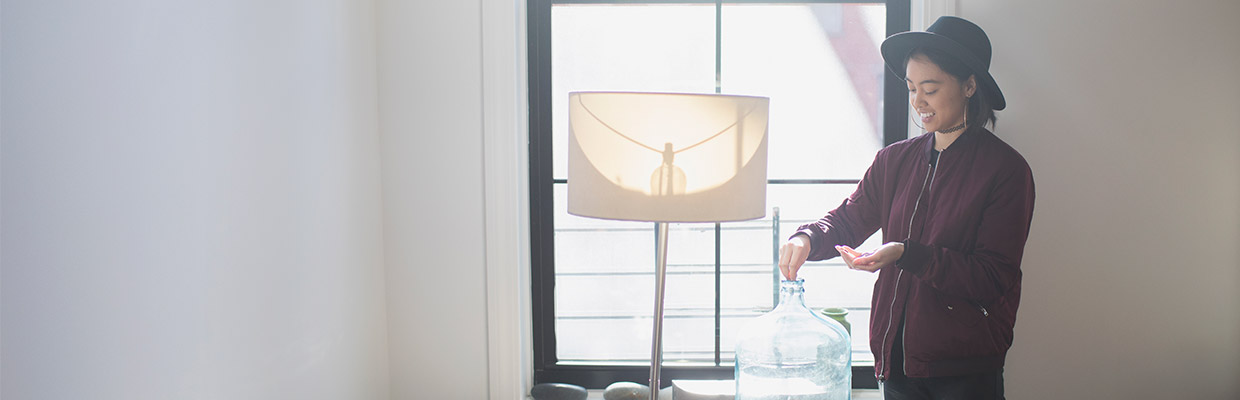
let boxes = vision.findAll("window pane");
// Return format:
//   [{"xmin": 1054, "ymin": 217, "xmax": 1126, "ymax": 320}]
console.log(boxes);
[
  {"xmin": 551, "ymin": 4, "xmax": 718, "ymax": 179},
  {"xmin": 554, "ymin": 183, "xmax": 729, "ymax": 362},
  {"xmin": 721, "ymin": 4, "xmax": 887, "ymax": 179}
]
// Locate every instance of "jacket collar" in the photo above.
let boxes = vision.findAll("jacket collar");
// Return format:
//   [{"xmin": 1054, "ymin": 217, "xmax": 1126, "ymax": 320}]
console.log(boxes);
[{"xmin": 922, "ymin": 126, "xmax": 982, "ymax": 159}]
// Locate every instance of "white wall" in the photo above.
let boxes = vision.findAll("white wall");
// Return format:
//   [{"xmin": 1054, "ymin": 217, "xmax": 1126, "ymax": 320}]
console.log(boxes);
[
  {"xmin": 1, "ymin": 1, "xmax": 390, "ymax": 399},
  {"xmin": 375, "ymin": 0, "xmax": 492, "ymax": 399},
  {"xmin": 955, "ymin": 0, "xmax": 1240, "ymax": 398}
]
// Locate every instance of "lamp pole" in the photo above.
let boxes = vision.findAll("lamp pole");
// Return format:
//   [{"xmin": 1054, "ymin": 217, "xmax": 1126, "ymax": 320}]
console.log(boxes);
[{"xmin": 650, "ymin": 221, "xmax": 670, "ymax": 400}]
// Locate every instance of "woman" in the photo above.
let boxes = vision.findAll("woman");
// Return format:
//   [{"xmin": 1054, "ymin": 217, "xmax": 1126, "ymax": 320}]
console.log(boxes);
[{"xmin": 777, "ymin": 16, "xmax": 1034, "ymax": 399}]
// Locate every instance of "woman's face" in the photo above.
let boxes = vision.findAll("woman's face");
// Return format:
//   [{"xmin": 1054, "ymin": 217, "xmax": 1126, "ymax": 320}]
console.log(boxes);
[{"xmin": 906, "ymin": 54, "xmax": 976, "ymax": 133}]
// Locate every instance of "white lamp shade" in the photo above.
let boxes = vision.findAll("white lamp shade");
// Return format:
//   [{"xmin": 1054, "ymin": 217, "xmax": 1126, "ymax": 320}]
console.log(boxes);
[{"xmin": 567, "ymin": 91, "xmax": 770, "ymax": 223}]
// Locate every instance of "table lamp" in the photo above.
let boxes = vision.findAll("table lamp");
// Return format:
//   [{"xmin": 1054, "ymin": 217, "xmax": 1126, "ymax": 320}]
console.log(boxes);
[{"xmin": 567, "ymin": 91, "xmax": 770, "ymax": 400}]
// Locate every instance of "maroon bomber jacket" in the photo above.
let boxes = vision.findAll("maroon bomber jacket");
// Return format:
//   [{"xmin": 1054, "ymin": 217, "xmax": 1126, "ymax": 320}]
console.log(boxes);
[{"xmin": 796, "ymin": 126, "xmax": 1035, "ymax": 380}]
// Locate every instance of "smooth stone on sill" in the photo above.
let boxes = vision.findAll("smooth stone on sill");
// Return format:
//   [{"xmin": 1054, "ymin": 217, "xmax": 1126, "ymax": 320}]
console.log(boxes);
[
  {"xmin": 530, "ymin": 383, "xmax": 588, "ymax": 400},
  {"xmin": 601, "ymin": 381, "xmax": 674, "ymax": 400},
  {"xmin": 602, "ymin": 382, "xmax": 648, "ymax": 400}
]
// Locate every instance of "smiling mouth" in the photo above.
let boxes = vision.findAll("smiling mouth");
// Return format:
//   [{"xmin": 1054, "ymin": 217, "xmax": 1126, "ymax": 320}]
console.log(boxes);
[{"xmin": 919, "ymin": 111, "xmax": 935, "ymax": 121}]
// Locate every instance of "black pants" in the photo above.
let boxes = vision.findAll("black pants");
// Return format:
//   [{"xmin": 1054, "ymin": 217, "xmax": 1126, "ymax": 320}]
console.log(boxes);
[
  {"xmin": 882, "ymin": 368, "xmax": 1005, "ymax": 400},
  {"xmin": 883, "ymin": 327, "xmax": 1005, "ymax": 400}
]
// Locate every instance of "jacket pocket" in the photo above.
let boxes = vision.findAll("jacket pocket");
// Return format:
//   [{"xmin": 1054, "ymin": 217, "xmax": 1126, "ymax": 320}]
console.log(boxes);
[
  {"xmin": 906, "ymin": 290, "xmax": 1006, "ymax": 364},
  {"xmin": 935, "ymin": 291, "xmax": 986, "ymax": 328}
]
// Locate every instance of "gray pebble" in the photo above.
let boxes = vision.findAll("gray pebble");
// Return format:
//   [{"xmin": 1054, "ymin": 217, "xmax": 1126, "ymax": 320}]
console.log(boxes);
[
  {"xmin": 530, "ymin": 383, "xmax": 588, "ymax": 400},
  {"xmin": 603, "ymin": 382, "xmax": 649, "ymax": 400}
]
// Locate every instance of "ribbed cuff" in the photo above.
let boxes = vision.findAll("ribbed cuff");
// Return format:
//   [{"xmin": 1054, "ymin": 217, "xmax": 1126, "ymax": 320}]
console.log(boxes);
[{"xmin": 897, "ymin": 239, "xmax": 930, "ymax": 274}]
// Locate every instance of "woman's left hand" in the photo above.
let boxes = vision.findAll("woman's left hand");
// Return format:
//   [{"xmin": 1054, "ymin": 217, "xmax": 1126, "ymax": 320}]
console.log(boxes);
[{"xmin": 836, "ymin": 242, "xmax": 905, "ymax": 272}]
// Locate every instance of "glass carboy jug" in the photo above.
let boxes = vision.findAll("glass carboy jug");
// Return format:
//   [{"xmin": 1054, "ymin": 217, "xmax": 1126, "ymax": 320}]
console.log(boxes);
[{"xmin": 735, "ymin": 279, "xmax": 851, "ymax": 400}]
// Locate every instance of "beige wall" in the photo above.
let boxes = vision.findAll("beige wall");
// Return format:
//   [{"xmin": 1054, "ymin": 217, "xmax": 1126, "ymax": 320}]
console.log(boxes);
[
  {"xmin": 376, "ymin": 1, "xmax": 492, "ymax": 399},
  {"xmin": 1, "ymin": 1, "xmax": 390, "ymax": 399},
  {"xmin": 956, "ymin": 0, "xmax": 1240, "ymax": 398}
]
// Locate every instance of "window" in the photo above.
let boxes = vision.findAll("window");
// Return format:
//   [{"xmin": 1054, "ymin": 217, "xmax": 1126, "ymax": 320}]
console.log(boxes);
[{"xmin": 529, "ymin": 0, "xmax": 910, "ymax": 389}]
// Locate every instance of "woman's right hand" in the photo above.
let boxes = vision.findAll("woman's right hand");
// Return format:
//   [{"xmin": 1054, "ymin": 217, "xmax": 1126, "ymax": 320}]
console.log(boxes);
[{"xmin": 778, "ymin": 234, "xmax": 812, "ymax": 280}]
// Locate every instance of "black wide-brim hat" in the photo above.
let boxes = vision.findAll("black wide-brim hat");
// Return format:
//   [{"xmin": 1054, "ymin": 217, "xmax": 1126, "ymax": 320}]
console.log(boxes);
[{"xmin": 881, "ymin": 16, "xmax": 1005, "ymax": 110}]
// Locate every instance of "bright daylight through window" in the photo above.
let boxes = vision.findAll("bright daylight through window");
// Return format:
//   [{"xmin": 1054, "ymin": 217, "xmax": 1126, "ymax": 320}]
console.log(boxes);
[{"xmin": 529, "ymin": 0, "xmax": 910, "ymax": 388}]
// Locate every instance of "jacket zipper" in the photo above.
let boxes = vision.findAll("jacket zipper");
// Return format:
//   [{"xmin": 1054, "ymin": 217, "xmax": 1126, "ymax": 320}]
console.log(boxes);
[
  {"xmin": 877, "ymin": 269, "xmax": 902, "ymax": 381},
  {"xmin": 878, "ymin": 153, "xmax": 939, "ymax": 380}
]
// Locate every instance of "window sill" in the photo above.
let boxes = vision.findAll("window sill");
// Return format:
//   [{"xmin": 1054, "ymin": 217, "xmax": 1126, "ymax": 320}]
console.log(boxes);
[
  {"xmin": 571, "ymin": 380, "xmax": 882, "ymax": 400},
  {"xmin": 579, "ymin": 389, "xmax": 882, "ymax": 399}
]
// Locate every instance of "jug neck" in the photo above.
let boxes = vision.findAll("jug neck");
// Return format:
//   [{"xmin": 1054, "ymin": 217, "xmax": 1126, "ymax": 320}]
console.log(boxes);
[{"xmin": 775, "ymin": 279, "xmax": 809, "ymax": 310}]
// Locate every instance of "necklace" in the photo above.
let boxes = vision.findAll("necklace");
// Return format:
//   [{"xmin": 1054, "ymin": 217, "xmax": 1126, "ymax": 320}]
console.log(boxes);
[
  {"xmin": 937, "ymin": 122, "xmax": 966, "ymax": 134},
  {"xmin": 934, "ymin": 121, "xmax": 967, "ymax": 151}
]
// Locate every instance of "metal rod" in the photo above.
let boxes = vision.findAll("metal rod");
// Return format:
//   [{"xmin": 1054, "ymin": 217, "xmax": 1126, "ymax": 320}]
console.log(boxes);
[
  {"xmin": 713, "ymin": 222, "xmax": 722, "ymax": 366},
  {"xmin": 650, "ymin": 222, "xmax": 670, "ymax": 400},
  {"xmin": 772, "ymin": 207, "xmax": 781, "ymax": 307},
  {"xmin": 714, "ymin": 0, "xmax": 722, "ymax": 94}
]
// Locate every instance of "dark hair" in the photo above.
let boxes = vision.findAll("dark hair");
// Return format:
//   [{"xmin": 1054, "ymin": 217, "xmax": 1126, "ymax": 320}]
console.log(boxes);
[{"xmin": 906, "ymin": 47, "xmax": 997, "ymax": 129}]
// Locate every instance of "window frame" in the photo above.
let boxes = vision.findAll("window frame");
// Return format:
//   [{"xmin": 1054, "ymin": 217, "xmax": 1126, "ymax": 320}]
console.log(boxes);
[{"xmin": 528, "ymin": 0, "xmax": 910, "ymax": 389}]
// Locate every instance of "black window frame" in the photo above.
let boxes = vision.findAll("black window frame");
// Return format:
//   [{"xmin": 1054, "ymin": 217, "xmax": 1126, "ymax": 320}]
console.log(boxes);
[{"xmin": 528, "ymin": 0, "xmax": 910, "ymax": 389}]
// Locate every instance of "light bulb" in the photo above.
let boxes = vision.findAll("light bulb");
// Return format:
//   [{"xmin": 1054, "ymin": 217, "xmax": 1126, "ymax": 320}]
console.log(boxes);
[
  {"xmin": 650, "ymin": 142, "xmax": 686, "ymax": 196},
  {"xmin": 650, "ymin": 164, "xmax": 686, "ymax": 196}
]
